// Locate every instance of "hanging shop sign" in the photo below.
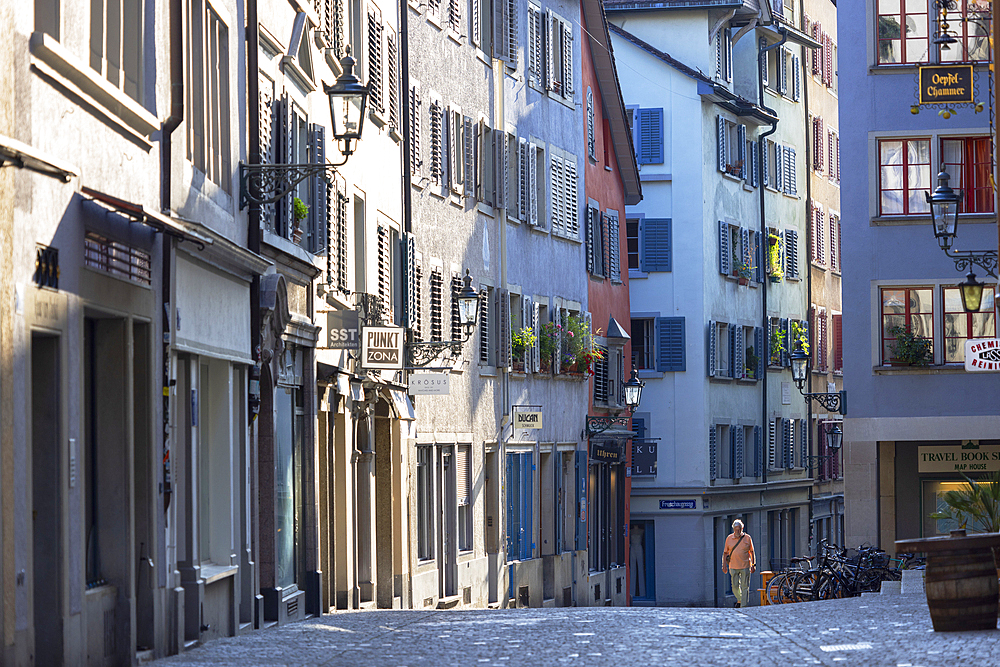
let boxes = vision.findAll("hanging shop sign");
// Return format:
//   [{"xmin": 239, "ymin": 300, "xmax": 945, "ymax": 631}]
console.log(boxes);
[
  {"xmin": 408, "ymin": 372, "xmax": 450, "ymax": 395},
  {"xmin": 632, "ymin": 441, "xmax": 657, "ymax": 476},
  {"xmin": 918, "ymin": 441, "xmax": 1000, "ymax": 473},
  {"xmin": 326, "ymin": 310, "xmax": 360, "ymax": 349},
  {"xmin": 591, "ymin": 440, "xmax": 624, "ymax": 464},
  {"xmin": 919, "ymin": 65, "xmax": 974, "ymax": 105},
  {"xmin": 361, "ymin": 326, "xmax": 404, "ymax": 369},
  {"xmin": 965, "ymin": 338, "xmax": 1000, "ymax": 372},
  {"xmin": 514, "ymin": 410, "xmax": 544, "ymax": 430}
]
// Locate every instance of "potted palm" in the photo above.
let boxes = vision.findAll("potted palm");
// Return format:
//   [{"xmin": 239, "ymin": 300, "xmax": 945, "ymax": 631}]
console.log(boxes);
[{"xmin": 886, "ymin": 325, "xmax": 932, "ymax": 366}]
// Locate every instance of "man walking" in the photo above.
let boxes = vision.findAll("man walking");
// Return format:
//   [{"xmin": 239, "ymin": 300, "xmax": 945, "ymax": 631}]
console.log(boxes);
[{"xmin": 721, "ymin": 519, "xmax": 755, "ymax": 608}]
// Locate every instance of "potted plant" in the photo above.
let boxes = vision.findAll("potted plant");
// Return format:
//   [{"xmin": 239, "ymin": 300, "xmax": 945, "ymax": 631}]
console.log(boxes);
[
  {"xmin": 511, "ymin": 326, "xmax": 536, "ymax": 373},
  {"xmin": 292, "ymin": 197, "xmax": 309, "ymax": 243},
  {"xmin": 930, "ymin": 470, "xmax": 1000, "ymax": 534},
  {"xmin": 767, "ymin": 234, "xmax": 783, "ymax": 282},
  {"xmin": 734, "ymin": 259, "xmax": 755, "ymax": 286},
  {"xmin": 886, "ymin": 325, "xmax": 932, "ymax": 366},
  {"xmin": 539, "ymin": 321, "xmax": 558, "ymax": 373},
  {"xmin": 769, "ymin": 326, "xmax": 786, "ymax": 366},
  {"xmin": 561, "ymin": 314, "xmax": 587, "ymax": 375},
  {"xmin": 791, "ymin": 320, "xmax": 810, "ymax": 356},
  {"xmin": 745, "ymin": 347, "xmax": 758, "ymax": 379}
]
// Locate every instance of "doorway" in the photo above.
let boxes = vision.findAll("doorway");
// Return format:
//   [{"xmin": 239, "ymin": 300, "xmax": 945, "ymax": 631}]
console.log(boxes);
[
  {"xmin": 132, "ymin": 322, "xmax": 154, "ymax": 652},
  {"xmin": 32, "ymin": 333, "xmax": 62, "ymax": 665},
  {"xmin": 438, "ymin": 446, "xmax": 457, "ymax": 598}
]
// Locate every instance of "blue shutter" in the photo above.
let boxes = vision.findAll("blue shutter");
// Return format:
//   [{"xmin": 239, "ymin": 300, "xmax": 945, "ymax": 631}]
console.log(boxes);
[
  {"xmin": 753, "ymin": 425, "xmax": 762, "ymax": 477},
  {"xmin": 759, "ymin": 37, "xmax": 768, "ymax": 87},
  {"xmin": 522, "ymin": 452, "xmax": 533, "ymax": 559},
  {"xmin": 709, "ymin": 426, "xmax": 717, "ymax": 480},
  {"xmin": 783, "ymin": 418, "xmax": 793, "ymax": 468},
  {"xmin": 735, "ymin": 425, "xmax": 745, "ymax": 479},
  {"xmin": 707, "ymin": 320, "xmax": 717, "ymax": 377},
  {"xmin": 719, "ymin": 221, "xmax": 730, "ymax": 275},
  {"xmin": 762, "ymin": 138, "xmax": 770, "ymax": 188},
  {"xmin": 575, "ymin": 451, "xmax": 586, "ymax": 551},
  {"xmin": 800, "ymin": 419, "xmax": 808, "ymax": 468},
  {"xmin": 728, "ymin": 323, "xmax": 736, "ymax": 379},
  {"xmin": 638, "ymin": 108, "xmax": 664, "ymax": 164},
  {"xmin": 633, "ymin": 416, "xmax": 646, "ymax": 441},
  {"xmin": 655, "ymin": 316, "xmax": 686, "ymax": 372},
  {"xmin": 717, "ymin": 115, "xmax": 726, "ymax": 172},
  {"xmin": 641, "ymin": 218, "xmax": 672, "ymax": 272},
  {"xmin": 754, "ymin": 326, "xmax": 764, "ymax": 379},
  {"xmin": 506, "ymin": 454, "xmax": 517, "ymax": 558}
]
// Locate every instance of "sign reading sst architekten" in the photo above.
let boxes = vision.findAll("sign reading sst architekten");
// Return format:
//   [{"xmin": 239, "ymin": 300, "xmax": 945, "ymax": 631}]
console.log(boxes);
[
  {"xmin": 919, "ymin": 65, "xmax": 974, "ymax": 105},
  {"xmin": 361, "ymin": 326, "xmax": 404, "ymax": 369}
]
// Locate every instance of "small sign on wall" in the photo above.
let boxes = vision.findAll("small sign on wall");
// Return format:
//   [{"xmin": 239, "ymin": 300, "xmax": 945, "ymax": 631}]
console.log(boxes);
[
  {"xmin": 918, "ymin": 65, "xmax": 974, "ymax": 105},
  {"xmin": 408, "ymin": 373, "xmax": 450, "ymax": 395},
  {"xmin": 514, "ymin": 411, "xmax": 543, "ymax": 430},
  {"xmin": 965, "ymin": 338, "xmax": 1000, "ymax": 372},
  {"xmin": 781, "ymin": 382, "xmax": 791, "ymax": 405},
  {"xmin": 361, "ymin": 326, "xmax": 404, "ymax": 369}
]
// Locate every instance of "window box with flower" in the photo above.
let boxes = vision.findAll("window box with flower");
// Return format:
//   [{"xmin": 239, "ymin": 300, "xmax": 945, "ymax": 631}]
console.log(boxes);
[
  {"xmin": 539, "ymin": 321, "xmax": 558, "ymax": 374},
  {"xmin": 560, "ymin": 314, "xmax": 604, "ymax": 377},
  {"xmin": 767, "ymin": 233, "xmax": 783, "ymax": 282},
  {"xmin": 511, "ymin": 326, "xmax": 536, "ymax": 373}
]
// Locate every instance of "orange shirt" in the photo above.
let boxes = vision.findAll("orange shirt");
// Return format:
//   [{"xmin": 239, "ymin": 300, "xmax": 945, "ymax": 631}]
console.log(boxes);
[{"xmin": 723, "ymin": 532, "xmax": 755, "ymax": 570}]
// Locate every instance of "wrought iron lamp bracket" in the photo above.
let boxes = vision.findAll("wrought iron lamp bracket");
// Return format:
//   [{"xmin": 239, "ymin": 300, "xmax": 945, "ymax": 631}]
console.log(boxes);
[
  {"xmin": 239, "ymin": 159, "xmax": 349, "ymax": 210},
  {"xmin": 799, "ymin": 389, "xmax": 847, "ymax": 415},
  {"xmin": 943, "ymin": 246, "xmax": 998, "ymax": 279},
  {"xmin": 803, "ymin": 453, "xmax": 839, "ymax": 471}
]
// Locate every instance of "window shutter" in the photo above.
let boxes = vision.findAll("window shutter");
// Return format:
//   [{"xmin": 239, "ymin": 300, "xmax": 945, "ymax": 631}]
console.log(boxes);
[
  {"xmin": 429, "ymin": 100, "xmax": 443, "ymax": 184},
  {"xmin": 477, "ymin": 121, "xmax": 491, "ymax": 205},
  {"xmin": 783, "ymin": 418, "xmax": 793, "ymax": 468},
  {"xmin": 812, "ymin": 22, "xmax": 822, "ymax": 74},
  {"xmin": 816, "ymin": 209, "xmax": 825, "ymax": 265},
  {"xmin": 386, "ymin": 29, "xmax": 399, "ymax": 130},
  {"xmin": 835, "ymin": 134, "xmax": 840, "ymax": 182},
  {"xmin": 546, "ymin": 12, "xmax": 557, "ymax": 91},
  {"xmin": 499, "ymin": 289, "xmax": 512, "ymax": 370},
  {"xmin": 715, "ymin": 31, "xmax": 723, "ymax": 80},
  {"xmin": 717, "ymin": 115, "xmax": 726, "ymax": 172},
  {"xmin": 778, "ymin": 48, "xmax": 787, "ymax": 94},
  {"xmin": 641, "ymin": 218, "xmax": 671, "ymax": 272},
  {"xmin": 377, "ymin": 223, "xmax": 391, "ymax": 311},
  {"xmin": 734, "ymin": 326, "xmax": 744, "ymax": 380},
  {"xmin": 457, "ymin": 445, "xmax": 471, "ymax": 505},
  {"xmin": 278, "ymin": 93, "xmax": 292, "ymax": 237},
  {"xmin": 258, "ymin": 76, "xmax": 275, "ymax": 231},
  {"xmin": 587, "ymin": 89, "xmax": 595, "ymax": 159},
  {"xmin": 792, "ymin": 55, "xmax": 801, "ymax": 101},
  {"xmin": 767, "ymin": 419, "xmax": 776, "ymax": 469},
  {"xmin": 754, "ymin": 326, "xmax": 764, "ymax": 379},
  {"xmin": 403, "ymin": 232, "xmax": 417, "ymax": 329},
  {"xmin": 517, "ymin": 138, "xmax": 528, "ymax": 223},
  {"xmin": 528, "ymin": 143, "xmax": 538, "ymax": 226},
  {"xmin": 450, "ymin": 109, "xmax": 463, "ymax": 193},
  {"xmin": 492, "ymin": 129, "xmax": 505, "ymax": 209},
  {"xmin": 785, "ymin": 229, "xmax": 798, "ymax": 279},
  {"xmin": 478, "ymin": 287, "xmax": 490, "ymax": 364},
  {"xmin": 816, "ymin": 117, "xmax": 825, "ymax": 171},
  {"xmin": 367, "ymin": 6, "xmax": 384, "ymax": 116},
  {"xmin": 470, "ymin": 0, "xmax": 480, "ymax": 47},
  {"xmin": 820, "ymin": 308, "xmax": 828, "ymax": 372},
  {"xmin": 608, "ymin": 213, "xmax": 621, "ymax": 282},
  {"xmin": 709, "ymin": 425, "xmax": 717, "ymax": 480},
  {"xmin": 528, "ymin": 5, "xmax": 542, "ymax": 84},
  {"xmin": 719, "ymin": 221, "xmax": 731, "ymax": 276},
  {"xmin": 761, "ymin": 137, "xmax": 769, "ymax": 188},
  {"xmin": 562, "ymin": 22, "xmax": 574, "ymax": 96},
  {"xmin": 564, "ymin": 158, "xmax": 579, "ymax": 238},
  {"xmin": 727, "ymin": 324, "xmax": 737, "ymax": 379},
  {"xmin": 707, "ymin": 320, "xmax": 717, "ymax": 377},
  {"xmin": 593, "ymin": 346, "xmax": 609, "ymax": 403},
  {"xmin": 586, "ymin": 207, "xmax": 597, "ymax": 274},
  {"xmin": 655, "ymin": 316, "xmax": 685, "ymax": 372},
  {"xmin": 833, "ymin": 313, "xmax": 843, "ymax": 372},
  {"xmin": 409, "ymin": 85, "xmax": 422, "ymax": 175},
  {"xmin": 336, "ymin": 176, "xmax": 348, "ymax": 291},
  {"xmin": 735, "ymin": 426, "xmax": 744, "ymax": 479},
  {"xmin": 549, "ymin": 154, "xmax": 562, "ymax": 233},
  {"xmin": 493, "ymin": 0, "xmax": 507, "ymax": 61},
  {"xmin": 506, "ymin": 0, "xmax": 518, "ymax": 64},
  {"xmin": 780, "ymin": 317, "xmax": 790, "ymax": 366},
  {"xmin": 751, "ymin": 140, "xmax": 759, "ymax": 187},
  {"xmin": 782, "ymin": 146, "xmax": 791, "ymax": 194},
  {"xmin": 754, "ymin": 231, "xmax": 764, "ymax": 283},
  {"xmin": 828, "ymin": 131, "xmax": 835, "ymax": 180},
  {"xmin": 325, "ymin": 170, "xmax": 336, "ymax": 286},
  {"xmin": 521, "ymin": 297, "xmax": 533, "ymax": 371},
  {"xmin": 464, "ymin": 116, "xmax": 474, "ymax": 196},
  {"xmin": 799, "ymin": 420, "xmax": 808, "ymax": 468},
  {"xmin": 725, "ymin": 29, "xmax": 733, "ymax": 81},
  {"xmin": 825, "ymin": 34, "xmax": 833, "ymax": 86},
  {"xmin": 753, "ymin": 426, "xmax": 762, "ymax": 477},
  {"xmin": 554, "ymin": 308, "xmax": 564, "ymax": 374},
  {"xmin": 447, "ymin": 0, "xmax": 461, "ymax": 33},
  {"xmin": 737, "ymin": 124, "xmax": 746, "ymax": 178},
  {"xmin": 773, "ymin": 142, "xmax": 782, "ymax": 192},
  {"xmin": 638, "ymin": 108, "xmax": 664, "ymax": 165},
  {"xmin": 311, "ymin": 124, "xmax": 327, "ymax": 253},
  {"xmin": 789, "ymin": 147, "xmax": 797, "ymax": 195}
]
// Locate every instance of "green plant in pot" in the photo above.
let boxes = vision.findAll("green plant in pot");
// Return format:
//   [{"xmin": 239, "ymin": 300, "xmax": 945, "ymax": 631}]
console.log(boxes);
[
  {"xmin": 767, "ymin": 234, "xmax": 783, "ymax": 282},
  {"xmin": 292, "ymin": 197, "xmax": 309, "ymax": 243},
  {"xmin": 886, "ymin": 325, "xmax": 932, "ymax": 365},
  {"xmin": 745, "ymin": 347, "xmax": 758, "ymax": 378},
  {"xmin": 929, "ymin": 470, "xmax": 1000, "ymax": 534},
  {"xmin": 791, "ymin": 320, "xmax": 810, "ymax": 356},
  {"xmin": 511, "ymin": 326, "xmax": 536, "ymax": 372},
  {"xmin": 769, "ymin": 326, "xmax": 786, "ymax": 366},
  {"xmin": 539, "ymin": 321, "xmax": 558, "ymax": 372}
]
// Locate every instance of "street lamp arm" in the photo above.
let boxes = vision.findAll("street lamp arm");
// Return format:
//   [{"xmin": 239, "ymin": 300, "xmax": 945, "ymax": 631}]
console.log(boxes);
[
  {"xmin": 239, "ymin": 160, "xmax": 348, "ymax": 210},
  {"xmin": 798, "ymin": 389, "xmax": 847, "ymax": 416},
  {"xmin": 943, "ymin": 246, "xmax": 998, "ymax": 279}
]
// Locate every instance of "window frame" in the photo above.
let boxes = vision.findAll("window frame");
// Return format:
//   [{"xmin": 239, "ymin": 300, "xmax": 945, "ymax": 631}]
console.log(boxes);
[
  {"xmin": 880, "ymin": 286, "xmax": 935, "ymax": 365},
  {"xmin": 875, "ymin": 0, "xmax": 929, "ymax": 65},
  {"xmin": 940, "ymin": 135, "xmax": 994, "ymax": 215},
  {"xmin": 943, "ymin": 285, "xmax": 996, "ymax": 363},
  {"xmin": 877, "ymin": 137, "xmax": 932, "ymax": 217}
]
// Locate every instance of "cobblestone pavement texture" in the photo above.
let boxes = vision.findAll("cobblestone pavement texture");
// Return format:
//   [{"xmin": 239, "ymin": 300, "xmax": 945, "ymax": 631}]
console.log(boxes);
[{"xmin": 149, "ymin": 593, "xmax": 999, "ymax": 667}]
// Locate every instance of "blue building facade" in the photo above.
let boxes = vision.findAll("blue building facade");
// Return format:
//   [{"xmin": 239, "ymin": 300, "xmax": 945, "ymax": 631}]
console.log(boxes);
[{"xmin": 840, "ymin": 0, "xmax": 1000, "ymax": 551}]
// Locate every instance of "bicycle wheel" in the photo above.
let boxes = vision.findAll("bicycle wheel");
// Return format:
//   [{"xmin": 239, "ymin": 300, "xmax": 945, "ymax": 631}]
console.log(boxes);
[
  {"xmin": 857, "ymin": 568, "xmax": 883, "ymax": 592},
  {"xmin": 790, "ymin": 570, "xmax": 821, "ymax": 602},
  {"xmin": 815, "ymin": 572, "xmax": 843, "ymax": 600},
  {"xmin": 766, "ymin": 573, "xmax": 788, "ymax": 605}
]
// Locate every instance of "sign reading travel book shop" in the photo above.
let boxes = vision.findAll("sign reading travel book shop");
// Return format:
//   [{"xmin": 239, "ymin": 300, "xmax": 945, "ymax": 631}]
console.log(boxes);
[
  {"xmin": 919, "ymin": 65, "xmax": 974, "ymax": 104},
  {"xmin": 918, "ymin": 441, "xmax": 1000, "ymax": 473},
  {"xmin": 360, "ymin": 326, "xmax": 404, "ymax": 369},
  {"xmin": 965, "ymin": 338, "xmax": 1000, "ymax": 371}
]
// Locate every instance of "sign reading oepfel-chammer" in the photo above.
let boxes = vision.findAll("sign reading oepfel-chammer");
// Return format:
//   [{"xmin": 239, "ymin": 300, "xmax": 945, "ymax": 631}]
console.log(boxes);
[
  {"xmin": 361, "ymin": 326, "xmax": 404, "ymax": 369},
  {"xmin": 919, "ymin": 65, "xmax": 974, "ymax": 104},
  {"xmin": 919, "ymin": 442, "xmax": 1000, "ymax": 473}
]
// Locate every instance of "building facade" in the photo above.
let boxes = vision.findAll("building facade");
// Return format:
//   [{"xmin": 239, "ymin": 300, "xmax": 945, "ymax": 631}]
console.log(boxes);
[
  {"xmin": 840, "ymin": 0, "xmax": 1000, "ymax": 551},
  {"xmin": 609, "ymin": 0, "xmax": 817, "ymax": 606}
]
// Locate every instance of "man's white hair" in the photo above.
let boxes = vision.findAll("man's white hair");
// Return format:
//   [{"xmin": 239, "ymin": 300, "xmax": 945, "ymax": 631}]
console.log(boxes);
[{"xmin": 732, "ymin": 519, "xmax": 744, "ymax": 529}]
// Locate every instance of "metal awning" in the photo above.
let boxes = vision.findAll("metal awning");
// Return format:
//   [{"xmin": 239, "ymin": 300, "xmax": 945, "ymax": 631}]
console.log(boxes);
[
  {"xmin": 0, "ymin": 133, "xmax": 79, "ymax": 182},
  {"xmin": 80, "ymin": 186, "xmax": 213, "ymax": 249}
]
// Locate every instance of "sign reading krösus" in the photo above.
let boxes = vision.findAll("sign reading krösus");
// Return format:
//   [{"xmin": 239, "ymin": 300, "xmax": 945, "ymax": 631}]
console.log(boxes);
[
  {"xmin": 361, "ymin": 326, "xmax": 404, "ymax": 369},
  {"xmin": 919, "ymin": 65, "xmax": 974, "ymax": 104}
]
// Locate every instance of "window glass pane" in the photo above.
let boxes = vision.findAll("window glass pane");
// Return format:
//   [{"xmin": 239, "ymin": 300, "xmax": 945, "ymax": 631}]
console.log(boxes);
[
  {"xmin": 911, "ymin": 288, "xmax": 933, "ymax": 312},
  {"xmin": 883, "ymin": 289, "xmax": 907, "ymax": 312},
  {"xmin": 881, "ymin": 165, "xmax": 903, "ymax": 190},
  {"xmin": 945, "ymin": 313, "xmax": 967, "ymax": 337},
  {"xmin": 944, "ymin": 289, "xmax": 964, "ymax": 313},
  {"xmin": 907, "ymin": 165, "xmax": 930, "ymax": 190},
  {"xmin": 972, "ymin": 312, "xmax": 995, "ymax": 337},
  {"xmin": 982, "ymin": 287, "xmax": 995, "ymax": 311},
  {"xmin": 908, "ymin": 140, "xmax": 930, "ymax": 164},
  {"xmin": 945, "ymin": 338, "xmax": 963, "ymax": 362},
  {"xmin": 880, "ymin": 141, "xmax": 903, "ymax": 165},
  {"xmin": 880, "ymin": 0, "xmax": 901, "ymax": 14},
  {"xmin": 908, "ymin": 189, "xmax": 930, "ymax": 213},
  {"xmin": 881, "ymin": 192, "xmax": 903, "ymax": 215},
  {"xmin": 910, "ymin": 313, "xmax": 933, "ymax": 337}
]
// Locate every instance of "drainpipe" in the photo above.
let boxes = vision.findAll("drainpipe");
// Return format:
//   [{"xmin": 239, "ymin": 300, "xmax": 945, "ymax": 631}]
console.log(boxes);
[
  {"xmin": 160, "ymin": 0, "xmax": 184, "ymax": 516},
  {"xmin": 399, "ymin": 1, "xmax": 412, "ymax": 236},
  {"xmin": 757, "ymin": 28, "xmax": 786, "ymax": 485}
]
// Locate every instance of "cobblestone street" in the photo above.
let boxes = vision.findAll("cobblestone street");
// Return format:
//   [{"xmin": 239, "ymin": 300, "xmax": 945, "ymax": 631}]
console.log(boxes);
[{"xmin": 149, "ymin": 592, "xmax": 1000, "ymax": 667}]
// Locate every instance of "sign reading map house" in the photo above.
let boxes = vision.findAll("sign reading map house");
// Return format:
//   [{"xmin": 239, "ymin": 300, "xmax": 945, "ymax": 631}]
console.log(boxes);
[
  {"xmin": 919, "ymin": 441, "xmax": 1000, "ymax": 473},
  {"xmin": 361, "ymin": 326, "xmax": 404, "ymax": 369},
  {"xmin": 965, "ymin": 338, "xmax": 1000, "ymax": 372},
  {"xmin": 919, "ymin": 65, "xmax": 974, "ymax": 104}
]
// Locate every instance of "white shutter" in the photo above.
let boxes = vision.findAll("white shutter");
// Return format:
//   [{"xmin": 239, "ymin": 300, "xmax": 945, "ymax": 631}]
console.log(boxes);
[
  {"xmin": 768, "ymin": 419, "xmax": 776, "ymax": 469},
  {"xmin": 708, "ymin": 320, "xmax": 717, "ymax": 377},
  {"xmin": 717, "ymin": 115, "xmax": 726, "ymax": 172},
  {"xmin": 792, "ymin": 55, "xmax": 801, "ymax": 100},
  {"xmin": 546, "ymin": 12, "xmax": 557, "ymax": 91},
  {"xmin": 517, "ymin": 138, "xmax": 528, "ymax": 222},
  {"xmin": 409, "ymin": 84, "xmax": 422, "ymax": 175},
  {"xmin": 719, "ymin": 221, "xmax": 730, "ymax": 275},
  {"xmin": 562, "ymin": 21, "xmax": 574, "ymax": 96},
  {"xmin": 737, "ymin": 124, "xmax": 746, "ymax": 179},
  {"xmin": 761, "ymin": 138, "xmax": 769, "ymax": 188},
  {"xmin": 527, "ymin": 5, "xmax": 542, "ymax": 84},
  {"xmin": 471, "ymin": 0, "xmax": 480, "ymax": 47},
  {"xmin": 531, "ymin": 301, "xmax": 541, "ymax": 372},
  {"xmin": 564, "ymin": 157, "xmax": 578, "ymax": 238},
  {"xmin": 464, "ymin": 116, "xmax": 474, "ymax": 196},
  {"xmin": 550, "ymin": 154, "xmax": 563, "ymax": 234},
  {"xmin": 506, "ymin": 0, "xmax": 518, "ymax": 65}
]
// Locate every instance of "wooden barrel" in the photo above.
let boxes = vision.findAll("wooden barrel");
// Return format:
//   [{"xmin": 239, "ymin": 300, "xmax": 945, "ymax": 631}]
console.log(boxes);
[{"xmin": 897, "ymin": 530, "xmax": 1000, "ymax": 632}]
